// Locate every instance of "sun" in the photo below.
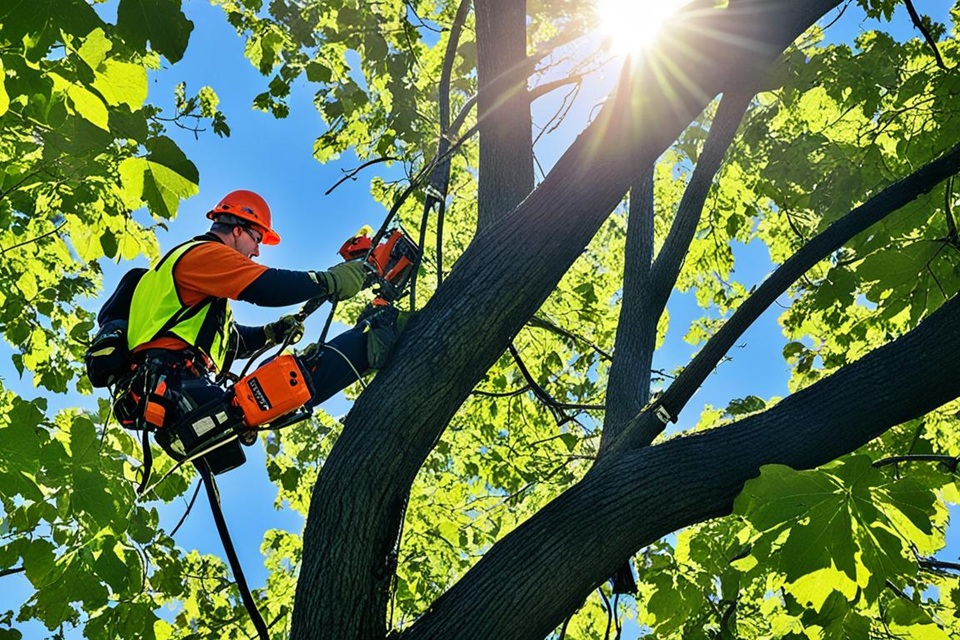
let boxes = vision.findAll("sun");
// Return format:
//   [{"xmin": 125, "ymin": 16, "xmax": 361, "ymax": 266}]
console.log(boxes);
[{"xmin": 595, "ymin": 0, "xmax": 693, "ymax": 56}]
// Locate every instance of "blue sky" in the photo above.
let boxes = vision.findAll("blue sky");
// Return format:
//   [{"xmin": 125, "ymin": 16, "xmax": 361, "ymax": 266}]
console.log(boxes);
[{"xmin": 3, "ymin": 1, "xmax": 958, "ymax": 637}]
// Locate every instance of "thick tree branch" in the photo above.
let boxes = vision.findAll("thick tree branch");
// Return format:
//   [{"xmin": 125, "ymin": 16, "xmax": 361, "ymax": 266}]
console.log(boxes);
[
  {"xmin": 291, "ymin": 3, "xmax": 844, "ymax": 638},
  {"xmin": 649, "ymin": 88, "xmax": 755, "ymax": 296},
  {"xmin": 602, "ymin": 166, "xmax": 656, "ymax": 447},
  {"xmin": 402, "ymin": 282, "xmax": 960, "ymax": 640},
  {"xmin": 919, "ymin": 557, "xmax": 960, "ymax": 574},
  {"xmin": 529, "ymin": 74, "xmax": 585, "ymax": 103},
  {"xmin": 474, "ymin": 0, "xmax": 534, "ymax": 231},
  {"xmin": 604, "ymin": 88, "xmax": 753, "ymax": 449},
  {"xmin": 618, "ymin": 141, "xmax": 960, "ymax": 451}
]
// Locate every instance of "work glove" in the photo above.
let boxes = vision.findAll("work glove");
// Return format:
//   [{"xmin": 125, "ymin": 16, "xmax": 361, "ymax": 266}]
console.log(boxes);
[
  {"xmin": 315, "ymin": 261, "xmax": 367, "ymax": 301},
  {"xmin": 264, "ymin": 314, "xmax": 304, "ymax": 346},
  {"xmin": 359, "ymin": 304, "xmax": 412, "ymax": 370}
]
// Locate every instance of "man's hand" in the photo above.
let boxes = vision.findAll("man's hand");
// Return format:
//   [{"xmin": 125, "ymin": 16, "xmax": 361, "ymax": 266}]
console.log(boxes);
[
  {"xmin": 264, "ymin": 314, "xmax": 304, "ymax": 346},
  {"xmin": 317, "ymin": 261, "xmax": 367, "ymax": 301}
]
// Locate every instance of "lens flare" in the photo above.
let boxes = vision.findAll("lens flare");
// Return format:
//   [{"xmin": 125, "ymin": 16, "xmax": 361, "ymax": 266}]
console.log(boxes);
[{"xmin": 596, "ymin": 0, "xmax": 693, "ymax": 55}]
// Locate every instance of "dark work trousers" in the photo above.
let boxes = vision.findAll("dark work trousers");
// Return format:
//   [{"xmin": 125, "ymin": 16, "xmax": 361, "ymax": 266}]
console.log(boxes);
[
  {"xmin": 159, "ymin": 326, "xmax": 368, "ymax": 417},
  {"xmin": 144, "ymin": 327, "xmax": 368, "ymax": 472},
  {"xmin": 298, "ymin": 326, "xmax": 369, "ymax": 406}
]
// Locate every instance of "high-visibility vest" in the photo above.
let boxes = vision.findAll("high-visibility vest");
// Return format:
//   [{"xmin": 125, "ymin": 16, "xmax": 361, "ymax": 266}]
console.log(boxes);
[{"xmin": 127, "ymin": 240, "xmax": 233, "ymax": 371}]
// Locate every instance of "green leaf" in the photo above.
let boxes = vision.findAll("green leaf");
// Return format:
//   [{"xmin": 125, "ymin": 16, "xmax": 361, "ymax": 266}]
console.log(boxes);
[
  {"xmin": 116, "ymin": 0, "xmax": 194, "ymax": 62},
  {"xmin": 100, "ymin": 228, "xmax": 118, "ymax": 258},
  {"xmin": 0, "ymin": 397, "xmax": 45, "ymax": 477},
  {"xmin": 736, "ymin": 456, "xmax": 932, "ymax": 605},
  {"xmin": 50, "ymin": 73, "xmax": 109, "ymax": 131},
  {"xmin": 119, "ymin": 136, "xmax": 199, "ymax": 218},
  {"xmin": 76, "ymin": 28, "xmax": 112, "ymax": 71},
  {"xmin": 93, "ymin": 59, "xmax": 148, "ymax": 110},
  {"xmin": 22, "ymin": 538, "xmax": 56, "ymax": 587},
  {"xmin": 0, "ymin": 0, "xmax": 102, "ymax": 59},
  {"xmin": 0, "ymin": 58, "xmax": 8, "ymax": 117},
  {"xmin": 92, "ymin": 538, "xmax": 132, "ymax": 594}
]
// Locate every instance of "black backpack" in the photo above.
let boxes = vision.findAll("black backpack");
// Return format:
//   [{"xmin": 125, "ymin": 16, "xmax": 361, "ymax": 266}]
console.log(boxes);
[{"xmin": 85, "ymin": 268, "xmax": 147, "ymax": 387}]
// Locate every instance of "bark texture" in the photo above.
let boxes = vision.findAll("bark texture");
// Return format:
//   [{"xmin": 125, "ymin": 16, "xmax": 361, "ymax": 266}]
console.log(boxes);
[
  {"xmin": 602, "ymin": 89, "xmax": 754, "ymax": 450},
  {"xmin": 475, "ymin": 0, "xmax": 534, "ymax": 230},
  {"xmin": 604, "ymin": 168, "xmax": 656, "ymax": 432}
]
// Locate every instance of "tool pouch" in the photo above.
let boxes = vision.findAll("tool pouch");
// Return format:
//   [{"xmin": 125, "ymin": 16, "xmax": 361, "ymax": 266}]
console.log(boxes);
[{"xmin": 154, "ymin": 394, "xmax": 247, "ymax": 476}]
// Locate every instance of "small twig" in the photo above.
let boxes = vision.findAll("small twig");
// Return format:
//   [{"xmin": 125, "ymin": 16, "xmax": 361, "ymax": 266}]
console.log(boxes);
[
  {"xmin": 885, "ymin": 579, "xmax": 909, "ymax": 600},
  {"xmin": 509, "ymin": 344, "xmax": 558, "ymax": 413},
  {"xmin": 945, "ymin": 175, "xmax": 957, "ymax": 242},
  {"xmin": 527, "ymin": 315, "xmax": 612, "ymax": 361},
  {"xmin": 472, "ymin": 385, "xmax": 532, "ymax": 398},
  {"xmin": 325, "ymin": 157, "xmax": 399, "ymax": 195},
  {"xmin": 598, "ymin": 587, "xmax": 613, "ymax": 640},
  {"xmin": 403, "ymin": 0, "xmax": 443, "ymax": 34},
  {"xmin": 529, "ymin": 74, "xmax": 584, "ymax": 103},
  {"xmin": 0, "ymin": 220, "xmax": 67, "ymax": 256},
  {"xmin": 508, "ymin": 344, "xmax": 605, "ymax": 421},
  {"xmin": 533, "ymin": 82, "xmax": 581, "ymax": 147},
  {"xmin": 820, "ymin": 2, "xmax": 849, "ymax": 33},
  {"xmin": 0, "ymin": 566, "xmax": 25, "ymax": 578},
  {"xmin": 872, "ymin": 454, "xmax": 960, "ymax": 471},
  {"xmin": 919, "ymin": 557, "xmax": 960, "ymax": 574},
  {"xmin": 904, "ymin": 0, "xmax": 949, "ymax": 70},
  {"xmin": 170, "ymin": 481, "xmax": 203, "ymax": 537},
  {"xmin": 0, "ymin": 168, "xmax": 44, "ymax": 204}
]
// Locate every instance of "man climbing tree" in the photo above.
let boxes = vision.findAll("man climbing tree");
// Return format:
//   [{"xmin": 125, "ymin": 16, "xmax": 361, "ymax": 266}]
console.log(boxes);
[
  {"xmin": 89, "ymin": 187, "xmax": 409, "ymax": 635},
  {"xmin": 119, "ymin": 188, "xmax": 384, "ymax": 440}
]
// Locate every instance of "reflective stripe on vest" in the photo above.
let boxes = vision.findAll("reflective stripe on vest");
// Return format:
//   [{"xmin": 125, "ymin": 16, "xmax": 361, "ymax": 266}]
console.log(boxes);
[{"xmin": 128, "ymin": 240, "xmax": 233, "ymax": 371}]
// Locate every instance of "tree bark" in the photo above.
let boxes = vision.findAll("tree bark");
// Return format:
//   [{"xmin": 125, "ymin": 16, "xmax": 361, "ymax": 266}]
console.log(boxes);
[
  {"xmin": 290, "ymin": 2, "xmax": 843, "ymax": 638},
  {"xmin": 400, "ymin": 290, "xmax": 960, "ymax": 639},
  {"xmin": 604, "ymin": 167, "xmax": 656, "ymax": 433},
  {"xmin": 474, "ymin": 0, "xmax": 534, "ymax": 230},
  {"xmin": 602, "ymin": 88, "xmax": 754, "ymax": 450}
]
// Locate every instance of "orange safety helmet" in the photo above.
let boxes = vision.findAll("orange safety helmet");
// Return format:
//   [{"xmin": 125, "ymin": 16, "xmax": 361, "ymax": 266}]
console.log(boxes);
[{"xmin": 206, "ymin": 189, "xmax": 281, "ymax": 245}]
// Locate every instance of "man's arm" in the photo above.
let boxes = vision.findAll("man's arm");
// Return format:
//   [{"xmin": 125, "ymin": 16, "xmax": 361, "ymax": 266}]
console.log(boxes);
[
  {"xmin": 235, "ymin": 324, "xmax": 268, "ymax": 359},
  {"xmin": 239, "ymin": 264, "xmax": 367, "ymax": 307},
  {"xmin": 174, "ymin": 241, "xmax": 367, "ymax": 307},
  {"xmin": 238, "ymin": 268, "xmax": 328, "ymax": 306}
]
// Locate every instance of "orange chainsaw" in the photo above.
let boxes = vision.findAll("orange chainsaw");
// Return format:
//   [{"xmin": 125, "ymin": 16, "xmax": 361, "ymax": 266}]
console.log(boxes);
[{"xmin": 338, "ymin": 225, "xmax": 420, "ymax": 305}]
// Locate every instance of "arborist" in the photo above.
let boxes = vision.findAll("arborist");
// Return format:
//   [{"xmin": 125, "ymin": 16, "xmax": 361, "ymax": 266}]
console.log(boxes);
[
  {"xmin": 89, "ymin": 188, "xmax": 413, "ymax": 638},
  {"xmin": 117, "ymin": 188, "xmax": 401, "ymax": 471}
]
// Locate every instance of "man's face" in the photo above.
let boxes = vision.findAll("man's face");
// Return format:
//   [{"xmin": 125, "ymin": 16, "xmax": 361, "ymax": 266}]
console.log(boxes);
[{"xmin": 229, "ymin": 225, "xmax": 262, "ymax": 259}]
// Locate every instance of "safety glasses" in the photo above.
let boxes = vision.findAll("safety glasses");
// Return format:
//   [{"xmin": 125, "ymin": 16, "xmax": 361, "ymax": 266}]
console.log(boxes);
[{"xmin": 242, "ymin": 226, "xmax": 263, "ymax": 244}]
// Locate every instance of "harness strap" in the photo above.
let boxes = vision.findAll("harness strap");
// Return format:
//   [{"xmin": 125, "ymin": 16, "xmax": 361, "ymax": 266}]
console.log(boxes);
[
  {"xmin": 196, "ymin": 459, "xmax": 270, "ymax": 640},
  {"xmin": 137, "ymin": 428, "xmax": 153, "ymax": 495}
]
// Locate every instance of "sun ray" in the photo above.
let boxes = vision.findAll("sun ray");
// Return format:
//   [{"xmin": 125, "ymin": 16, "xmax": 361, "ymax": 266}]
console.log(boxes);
[{"xmin": 596, "ymin": 0, "xmax": 694, "ymax": 56}]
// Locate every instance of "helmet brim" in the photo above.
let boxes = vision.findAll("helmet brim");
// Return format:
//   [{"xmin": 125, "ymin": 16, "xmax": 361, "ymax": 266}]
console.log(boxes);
[{"xmin": 207, "ymin": 209, "xmax": 281, "ymax": 245}]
